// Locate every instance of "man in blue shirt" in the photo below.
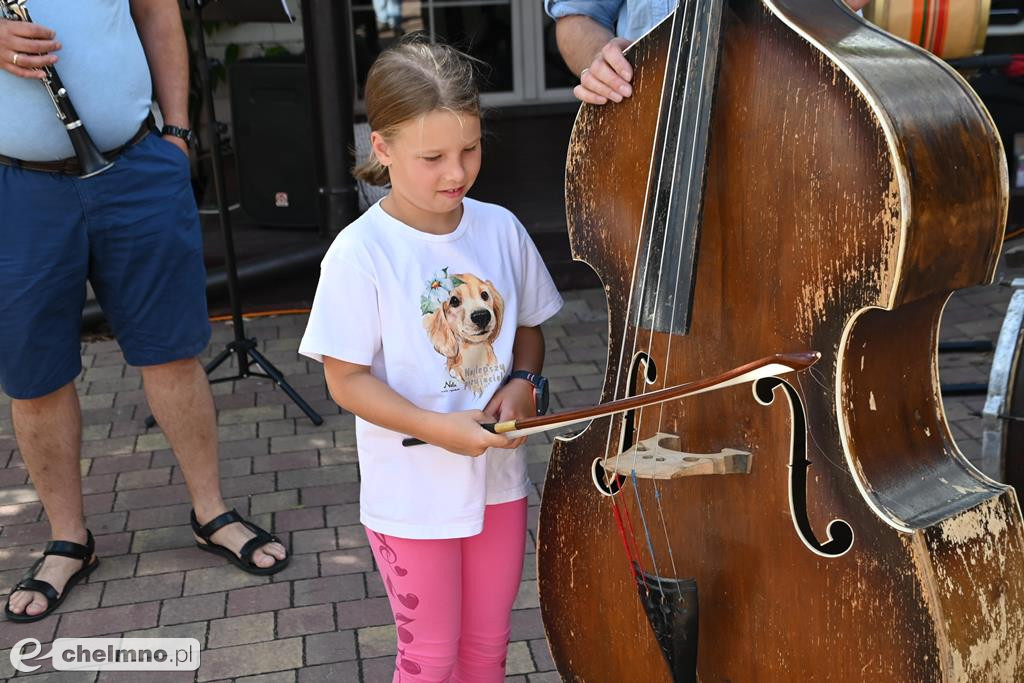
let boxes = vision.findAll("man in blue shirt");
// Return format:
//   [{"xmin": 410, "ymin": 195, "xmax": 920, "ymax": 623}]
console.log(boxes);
[
  {"xmin": 546, "ymin": 0, "xmax": 871, "ymax": 105},
  {"xmin": 0, "ymin": 0, "xmax": 288, "ymax": 623}
]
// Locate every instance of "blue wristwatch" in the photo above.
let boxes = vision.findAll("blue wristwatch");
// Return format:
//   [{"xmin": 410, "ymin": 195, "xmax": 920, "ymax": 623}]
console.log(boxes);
[{"xmin": 507, "ymin": 370, "xmax": 549, "ymax": 416}]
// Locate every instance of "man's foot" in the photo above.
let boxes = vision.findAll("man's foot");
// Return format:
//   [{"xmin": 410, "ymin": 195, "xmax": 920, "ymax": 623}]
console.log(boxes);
[
  {"xmin": 191, "ymin": 509, "xmax": 289, "ymax": 575},
  {"xmin": 5, "ymin": 531, "xmax": 98, "ymax": 623}
]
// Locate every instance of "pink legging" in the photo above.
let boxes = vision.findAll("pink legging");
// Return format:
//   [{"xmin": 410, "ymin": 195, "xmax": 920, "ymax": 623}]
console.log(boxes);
[{"xmin": 365, "ymin": 497, "xmax": 528, "ymax": 683}]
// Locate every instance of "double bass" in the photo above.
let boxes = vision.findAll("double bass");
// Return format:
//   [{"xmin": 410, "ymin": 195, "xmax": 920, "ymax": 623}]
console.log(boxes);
[{"xmin": 537, "ymin": 0, "xmax": 1024, "ymax": 680}]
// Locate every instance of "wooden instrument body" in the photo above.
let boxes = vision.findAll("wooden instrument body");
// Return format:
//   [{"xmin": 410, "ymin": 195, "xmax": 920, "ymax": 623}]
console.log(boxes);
[
  {"xmin": 537, "ymin": 0, "xmax": 1023, "ymax": 680},
  {"xmin": 864, "ymin": 0, "xmax": 991, "ymax": 59}
]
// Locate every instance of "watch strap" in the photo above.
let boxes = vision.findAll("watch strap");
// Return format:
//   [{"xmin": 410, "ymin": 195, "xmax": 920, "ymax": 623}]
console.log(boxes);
[
  {"xmin": 508, "ymin": 370, "xmax": 542, "ymax": 387},
  {"xmin": 161, "ymin": 125, "xmax": 195, "ymax": 145}
]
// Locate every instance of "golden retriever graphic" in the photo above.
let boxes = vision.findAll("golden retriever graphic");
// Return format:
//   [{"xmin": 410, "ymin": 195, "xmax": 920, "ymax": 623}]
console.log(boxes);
[{"xmin": 422, "ymin": 271, "xmax": 505, "ymax": 395}]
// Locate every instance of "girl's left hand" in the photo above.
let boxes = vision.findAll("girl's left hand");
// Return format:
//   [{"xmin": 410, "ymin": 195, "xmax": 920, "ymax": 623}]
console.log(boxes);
[{"xmin": 484, "ymin": 379, "xmax": 535, "ymax": 449}]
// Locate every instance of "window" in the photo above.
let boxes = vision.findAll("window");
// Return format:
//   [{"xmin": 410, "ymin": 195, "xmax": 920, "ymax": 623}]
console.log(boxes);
[{"xmin": 350, "ymin": 0, "xmax": 575, "ymax": 107}]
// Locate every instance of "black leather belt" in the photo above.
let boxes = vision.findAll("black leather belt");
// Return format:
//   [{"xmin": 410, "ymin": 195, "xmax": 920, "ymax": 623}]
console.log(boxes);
[{"xmin": 0, "ymin": 114, "xmax": 157, "ymax": 175}]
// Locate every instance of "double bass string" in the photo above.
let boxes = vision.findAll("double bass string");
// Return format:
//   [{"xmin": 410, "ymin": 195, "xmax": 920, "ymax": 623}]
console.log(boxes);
[
  {"xmin": 594, "ymin": 3, "xmax": 693, "ymax": 597},
  {"xmin": 649, "ymin": 0, "xmax": 722, "ymax": 581},
  {"xmin": 628, "ymin": 0, "xmax": 709, "ymax": 585}
]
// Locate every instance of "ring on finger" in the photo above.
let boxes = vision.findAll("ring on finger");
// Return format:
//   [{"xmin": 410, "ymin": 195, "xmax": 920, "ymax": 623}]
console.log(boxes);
[
  {"xmin": 11, "ymin": 52, "xmax": 20, "ymax": 66},
  {"xmin": 580, "ymin": 67, "xmax": 589, "ymax": 81}
]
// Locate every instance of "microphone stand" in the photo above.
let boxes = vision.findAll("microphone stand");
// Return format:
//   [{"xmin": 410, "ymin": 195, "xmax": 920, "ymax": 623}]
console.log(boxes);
[{"xmin": 148, "ymin": 0, "xmax": 323, "ymax": 427}]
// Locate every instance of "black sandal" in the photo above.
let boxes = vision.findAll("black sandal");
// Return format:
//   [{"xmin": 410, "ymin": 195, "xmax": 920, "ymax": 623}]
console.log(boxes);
[
  {"xmin": 4, "ymin": 530, "xmax": 99, "ymax": 623},
  {"xmin": 190, "ymin": 509, "xmax": 289, "ymax": 576}
]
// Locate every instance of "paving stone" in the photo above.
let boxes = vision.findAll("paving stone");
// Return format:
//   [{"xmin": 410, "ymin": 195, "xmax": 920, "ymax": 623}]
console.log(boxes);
[
  {"xmin": 270, "ymin": 434, "xmax": 334, "ymax": 454},
  {"xmin": 183, "ymin": 565, "xmax": 268, "ymax": 596},
  {"xmin": 278, "ymin": 465, "xmax": 358, "ymax": 489},
  {"xmin": 89, "ymin": 453, "xmax": 153, "ymax": 475},
  {"xmin": 513, "ymin": 580, "xmax": 539, "ymax": 610},
  {"xmin": 269, "ymin": 552, "xmax": 319, "ymax": 583},
  {"xmin": 0, "ymin": 613, "xmax": 57, "ymax": 648},
  {"xmin": 0, "ymin": 501, "xmax": 42, "ymax": 525},
  {"xmin": 277, "ymin": 603, "xmax": 335, "ymax": 637},
  {"xmin": 127, "ymin": 502, "xmax": 193, "ymax": 531},
  {"xmin": 529, "ymin": 637, "xmax": 556, "ymax": 672},
  {"xmin": 274, "ymin": 506, "xmax": 324, "ymax": 532},
  {"xmin": 94, "ymin": 531, "xmax": 132, "ymax": 556},
  {"xmin": 196, "ymin": 637, "xmax": 302, "ymax": 682},
  {"xmin": 54, "ymin": 581, "xmax": 103, "ymax": 613},
  {"xmin": 101, "ymin": 572, "xmax": 184, "ymax": 606},
  {"xmin": 115, "ymin": 467, "xmax": 172, "ymax": 491},
  {"xmin": 250, "ymin": 490, "xmax": 299, "ymax": 515},
  {"xmin": 336, "ymin": 525, "xmax": 369, "ymax": 549},
  {"xmin": 131, "ymin": 524, "xmax": 193, "ymax": 553},
  {"xmin": 208, "ymin": 612, "xmax": 275, "ymax": 649},
  {"xmin": 510, "ymin": 608, "xmax": 546, "ymax": 641},
  {"xmin": 125, "ymin": 623, "xmax": 206, "ymax": 647},
  {"xmin": 252, "ymin": 451, "xmax": 319, "ymax": 473},
  {"xmin": 304, "ymin": 630, "xmax": 357, "ymax": 665},
  {"xmin": 297, "ymin": 661, "xmax": 360, "ymax": 683},
  {"xmin": 257, "ymin": 419, "xmax": 298, "ymax": 438},
  {"xmin": 293, "ymin": 574, "xmax": 364, "ymax": 606},
  {"xmin": 336, "ymin": 596, "xmax": 393, "ymax": 630},
  {"xmin": 290, "ymin": 528, "xmax": 337, "ymax": 554},
  {"xmin": 219, "ymin": 405, "xmax": 286, "ymax": 425},
  {"xmin": 0, "ymin": 520, "xmax": 50, "ymax": 548},
  {"xmin": 114, "ymin": 484, "xmax": 190, "ymax": 511},
  {"xmin": 360, "ymin": 656, "xmax": 396, "ymax": 683},
  {"xmin": 229, "ymin": 673, "xmax": 296, "ymax": 683},
  {"xmin": 319, "ymin": 547, "xmax": 373, "ymax": 576},
  {"xmin": 88, "ymin": 553, "xmax": 138, "ymax": 582},
  {"xmin": 301, "ymin": 483, "xmax": 360, "ymax": 506},
  {"xmin": 157, "ymin": 592, "xmax": 226, "ymax": 626},
  {"xmin": 226, "ymin": 581, "xmax": 291, "ymax": 617},
  {"xmin": 57, "ymin": 602, "xmax": 160, "ymax": 638}
]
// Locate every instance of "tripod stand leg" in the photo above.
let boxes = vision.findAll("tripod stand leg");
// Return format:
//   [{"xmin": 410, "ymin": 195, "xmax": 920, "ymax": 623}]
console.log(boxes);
[{"xmin": 248, "ymin": 346, "xmax": 324, "ymax": 426}]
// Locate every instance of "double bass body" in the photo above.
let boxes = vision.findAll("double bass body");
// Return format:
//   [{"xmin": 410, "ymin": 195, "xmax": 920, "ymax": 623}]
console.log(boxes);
[{"xmin": 538, "ymin": 0, "xmax": 1024, "ymax": 680}]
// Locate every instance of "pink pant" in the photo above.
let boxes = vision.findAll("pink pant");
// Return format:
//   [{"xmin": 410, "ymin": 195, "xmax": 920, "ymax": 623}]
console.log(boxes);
[{"xmin": 365, "ymin": 497, "xmax": 528, "ymax": 683}]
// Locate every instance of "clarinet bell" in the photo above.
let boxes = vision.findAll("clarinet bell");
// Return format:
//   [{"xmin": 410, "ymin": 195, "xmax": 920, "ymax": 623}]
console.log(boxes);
[{"xmin": 69, "ymin": 124, "xmax": 114, "ymax": 178}]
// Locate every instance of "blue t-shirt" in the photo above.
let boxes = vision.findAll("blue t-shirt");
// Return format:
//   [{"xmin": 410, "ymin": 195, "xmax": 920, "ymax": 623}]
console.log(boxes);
[
  {"xmin": 545, "ymin": 0, "xmax": 678, "ymax": 42},
  {"xmin": 0, "ymin": 0, "xmax": 152, "ymax": 161}
]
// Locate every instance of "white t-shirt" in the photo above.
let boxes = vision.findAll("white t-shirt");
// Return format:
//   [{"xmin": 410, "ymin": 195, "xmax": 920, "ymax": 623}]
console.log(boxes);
[{"xmin": 299, "ymin": 198, "xmax": 564, "ymax": 539}]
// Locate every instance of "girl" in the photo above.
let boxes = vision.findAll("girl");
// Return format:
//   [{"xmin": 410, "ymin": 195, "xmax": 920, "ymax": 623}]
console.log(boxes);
[{"xmin": 298, "ymin": 37, "xmax": 563, "ymax": 682}]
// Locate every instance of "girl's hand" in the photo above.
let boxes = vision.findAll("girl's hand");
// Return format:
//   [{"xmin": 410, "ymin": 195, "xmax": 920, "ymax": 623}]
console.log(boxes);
[
  {"xmin": 483, "ymin": 379, "xmax": 535, "ymax": 449},
  {"xmin": 429, "ymin": 410, "xmax": 512, "ymax": 457}
]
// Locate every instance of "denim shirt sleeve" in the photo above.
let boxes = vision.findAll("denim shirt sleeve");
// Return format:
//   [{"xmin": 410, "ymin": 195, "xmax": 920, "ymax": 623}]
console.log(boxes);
[{"xmin": 544, "ymin": 0, "xmax": 625, "ymax": 33}]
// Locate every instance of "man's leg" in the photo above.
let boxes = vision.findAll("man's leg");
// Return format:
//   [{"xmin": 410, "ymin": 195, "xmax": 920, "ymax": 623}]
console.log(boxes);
[
  {"xmin": 5, "ymin": 383, "xmax": 95, "ymax": 617},
  {"xmin": 140, "ymin": 358, "xmax": 286, "ymax": 568}
]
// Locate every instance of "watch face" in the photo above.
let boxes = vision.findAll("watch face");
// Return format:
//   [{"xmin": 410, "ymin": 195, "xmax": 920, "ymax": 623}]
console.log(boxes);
[{"xmin": 536, "ymin": 376, "xmax": 550, "ymax": 416}]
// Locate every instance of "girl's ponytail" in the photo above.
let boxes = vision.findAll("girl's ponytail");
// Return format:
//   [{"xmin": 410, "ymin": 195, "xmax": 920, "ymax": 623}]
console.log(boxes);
[{"xmin": 353, "ymin": 154, "xmax": 391, "ymax": 187}]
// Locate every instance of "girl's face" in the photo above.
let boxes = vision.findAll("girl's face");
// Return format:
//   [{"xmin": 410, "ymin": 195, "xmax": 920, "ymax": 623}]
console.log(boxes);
[{"xmin": 371, "ymin": 110, "xmax": 482, "ymax": 233}]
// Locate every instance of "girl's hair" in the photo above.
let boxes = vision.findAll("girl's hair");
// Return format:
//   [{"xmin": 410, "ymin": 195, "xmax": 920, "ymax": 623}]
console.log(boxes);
[{"xmin": 354, "ymin": 35, "xmax": 481, "ymax": 187}]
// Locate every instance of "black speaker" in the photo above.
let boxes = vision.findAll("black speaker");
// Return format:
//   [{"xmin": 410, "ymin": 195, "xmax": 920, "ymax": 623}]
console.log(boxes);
[{"xmin": 229, "ymin": 59, "xmax": 318, "ymax": 227}]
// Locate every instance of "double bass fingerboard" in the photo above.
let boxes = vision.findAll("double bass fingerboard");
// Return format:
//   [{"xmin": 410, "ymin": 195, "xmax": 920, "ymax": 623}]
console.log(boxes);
[{"xmin": 637, "ymin": 0, "xmax": 725, "ymax": 337}]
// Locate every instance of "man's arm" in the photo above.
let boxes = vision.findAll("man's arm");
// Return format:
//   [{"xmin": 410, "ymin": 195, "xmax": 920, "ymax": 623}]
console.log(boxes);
[{"xmin": 130, "ymin": 0, "xmax": 190, "ymax": 154}]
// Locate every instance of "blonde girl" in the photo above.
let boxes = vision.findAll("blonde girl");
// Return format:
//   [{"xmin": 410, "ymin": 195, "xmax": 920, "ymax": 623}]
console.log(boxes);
[{"xmin": 299, "ymin": 36, "xmax": 562, "ymax": 682}]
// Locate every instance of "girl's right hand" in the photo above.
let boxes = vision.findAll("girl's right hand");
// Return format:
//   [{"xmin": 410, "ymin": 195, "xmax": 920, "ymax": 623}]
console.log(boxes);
[
  {"xmin": 0, "ymin": 18, "xmax": 59, "ymax": 80},
  {"xmin": 428, "ymin": 410, "xmax": 513, "ymax": 457}
]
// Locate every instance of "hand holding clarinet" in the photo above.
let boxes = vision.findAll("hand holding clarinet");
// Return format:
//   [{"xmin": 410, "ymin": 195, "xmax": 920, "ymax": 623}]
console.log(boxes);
[
  {"xmin": 0, "ymin": 1, "xmax": 57, "ymax": 80},
  {"xmin": 1, "ymin": 0, "xmax": 113, "ymax": 177}
]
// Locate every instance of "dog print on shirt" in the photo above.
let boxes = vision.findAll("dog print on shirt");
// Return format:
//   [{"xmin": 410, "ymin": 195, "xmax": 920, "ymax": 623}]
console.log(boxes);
[{"xmin": 421, "ymin": 268, "xmax": 506, "ymax": 396}]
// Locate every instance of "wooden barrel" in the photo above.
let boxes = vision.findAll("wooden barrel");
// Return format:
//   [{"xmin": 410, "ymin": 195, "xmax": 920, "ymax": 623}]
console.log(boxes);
[{"xmin": 864, "ymin": 0, "xmax": 991, "ymax": 59}]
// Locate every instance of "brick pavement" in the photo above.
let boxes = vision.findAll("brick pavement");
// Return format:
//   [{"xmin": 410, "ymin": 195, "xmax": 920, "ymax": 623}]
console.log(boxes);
[{"xmin": 0, "ymin": 256, "xmax": 1021, "ymax": 681}]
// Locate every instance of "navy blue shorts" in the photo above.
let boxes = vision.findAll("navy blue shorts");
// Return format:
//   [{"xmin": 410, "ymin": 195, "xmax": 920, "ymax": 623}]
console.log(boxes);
[{"xmin": 0, "ymin": 133, "xmax": 212, "ymax": 399}]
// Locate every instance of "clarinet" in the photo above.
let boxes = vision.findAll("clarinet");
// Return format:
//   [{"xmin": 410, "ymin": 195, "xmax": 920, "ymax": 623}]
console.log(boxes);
[{"xmin": 1, "ymin": 0, "xmax": 113, "ymax": 177}]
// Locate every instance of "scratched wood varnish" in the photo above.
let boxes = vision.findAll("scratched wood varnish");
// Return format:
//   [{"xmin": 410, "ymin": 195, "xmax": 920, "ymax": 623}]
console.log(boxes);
[{"xmin": 537, "ymin": 0, "xmax": 1024, "ymax": 680}]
